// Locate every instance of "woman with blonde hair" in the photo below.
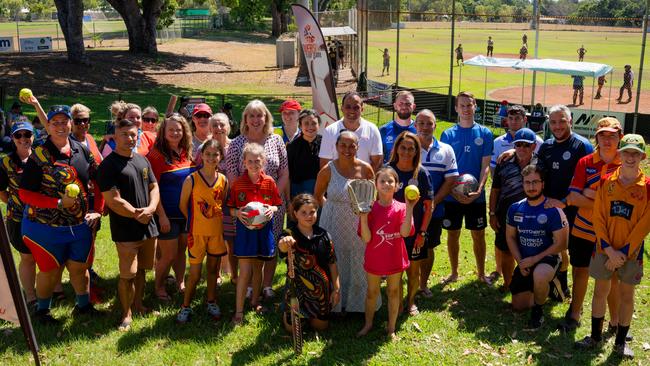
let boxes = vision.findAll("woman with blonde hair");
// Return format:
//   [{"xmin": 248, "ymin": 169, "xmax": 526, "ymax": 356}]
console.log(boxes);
[
  {"xmin": 101, "ymin": 101, "xmax": 156, "ymax": 157},
  {"xmin": 225, "ymin": 99, "xmax": 289, "ymax": 300},
  {"xmin": 146, "ymin": 113, "xmax": 195, "ymax": 300}
]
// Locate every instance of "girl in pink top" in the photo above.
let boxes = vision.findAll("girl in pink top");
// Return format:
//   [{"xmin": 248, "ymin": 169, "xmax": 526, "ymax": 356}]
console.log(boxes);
[{"xmin": 357, "ymin": 166, "xmax": 415, "ymax": 339}]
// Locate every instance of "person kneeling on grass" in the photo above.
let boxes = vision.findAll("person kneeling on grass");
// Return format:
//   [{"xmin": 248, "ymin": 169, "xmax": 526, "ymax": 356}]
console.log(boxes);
[
  {"xmin": 357, "ymin": 167, "xmax": 416, "ymax": 340},
  {"xmin": 575, "ymin": 134, "xmax": 650, "ymax": 359},
  {"xmin": 177, "ymin": 139, "xmax": 229, "ymax": 323},
  {"xmin": 278, "ymin": 194, "xmax": 340, "ymax": 332},
  {"xmin": 228, "ymin": 143, "xmax": 282, "ymax": 325},
  {"xmin": 98, "ymin": 119, "xmax": 160, "ymax": 331},
  {"xmin": 506, "ymin": 164, "xmax": 569, "ymax": 331}
]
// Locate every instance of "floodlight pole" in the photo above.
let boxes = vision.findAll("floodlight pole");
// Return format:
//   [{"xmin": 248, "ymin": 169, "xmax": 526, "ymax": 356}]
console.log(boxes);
[
  {"xmin": 632, "ymin": 1, "xmax": 649, "ymax": 134},
  {"xmin": 447, "ymin": 0, "xmax": 456, "ymax": 120},
  {"xmin": 530, "ymin": 0, "xmax": 540, "ymax": 109},
  {"xmin": 395, "ymin": 0, "xmax": 400, "ymax": 90}
]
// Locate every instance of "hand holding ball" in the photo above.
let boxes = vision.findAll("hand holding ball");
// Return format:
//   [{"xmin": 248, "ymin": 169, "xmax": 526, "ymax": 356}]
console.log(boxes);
[
  {"xmin": 65, "ymin": 183, "xmax": 81, "ymax": 198},
  {"xmin": 405, "ymin": 185, "xmax": 420, "ymax": 201}
]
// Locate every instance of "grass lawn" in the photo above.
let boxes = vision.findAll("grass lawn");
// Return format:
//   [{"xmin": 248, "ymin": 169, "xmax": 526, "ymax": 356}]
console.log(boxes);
[{"xmin": 368, "ymin": 27, "xmax": 650, "ymax": 98}]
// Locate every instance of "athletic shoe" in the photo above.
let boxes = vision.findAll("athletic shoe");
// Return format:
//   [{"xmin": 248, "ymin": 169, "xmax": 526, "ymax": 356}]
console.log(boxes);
[
  {"xmin": 263, "ymin": 287, "xmax": 274, "ymax": 299},
  {"xmin": 176, "ymin": 307, "xmax": 192, "ymax": 324},
  {"xmin": 525, "ymin": 307, "xmax": 544, "ymax": 331},
  {"xmin": 34, "ymin": 309, "xmax": 60, "ymax": 325},
  {"xmin": 575, "ymin": 336, "xmax": 601, "ymax": 349},
  {"xmin": 207, "ymin": 302, "xmax": 221, "ymax": 321},
  {"xmin": 245, "ymin": 287, "xmax": 253, "ymax": 300},
  {"xmin": 614, "ymin": 343, "xmax": 634, "ymax": 358},
  {"xmin": 72, "ymin": 303, "xmax": 102, "ymax": 317},
  {"xmin": 557, "ymin": 309, "xmax": 580, "ymax": 332}
]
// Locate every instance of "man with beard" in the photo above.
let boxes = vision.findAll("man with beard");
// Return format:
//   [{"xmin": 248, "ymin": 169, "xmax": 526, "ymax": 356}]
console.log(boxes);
[
  {"xmin": 506, "ymin": 164, "xmax": 569, "ymax": 331},
  {"xmin": 379, "ymin": 91, "xmax": 417, "ymax": 163},
  {"xmin": 536, "ymin": 105, "xmax": 593, "ymax": 300}
]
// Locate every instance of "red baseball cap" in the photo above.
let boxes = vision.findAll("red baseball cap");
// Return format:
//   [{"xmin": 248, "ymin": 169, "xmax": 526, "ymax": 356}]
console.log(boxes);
[
  {"xmin": 192, "ymin": 103, "xmax": 213, "ymax": 116},
  {"xmin": 279, "ymin": 100, "xmax": 302, "ymax": 112}
]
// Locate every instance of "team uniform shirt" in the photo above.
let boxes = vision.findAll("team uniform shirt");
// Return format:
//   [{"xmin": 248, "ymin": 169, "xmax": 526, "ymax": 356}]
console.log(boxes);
[
  {"xmin": 318, "ymin": 118, "xmax": 382, "ymax": 165},
  {"xmin": 19, "ymin": 137, "xmax": 104, "ymax": 226},
  {"xmin": 146, "ymin": 146, "xmax": 194, "ymax": 220},
  {"xmin": 360, "ymin": 200, "xmax": 414, "ymax": 276},
  {"xmin": 440, "ymin": 122, "xmax": 493, "ymax": 203},
  {"xmin": 568, "ymin": 151, "xmax": 621, "ymax": 242},
  {"xmin": 287, "ymin": 133, "xmax": 322, "ymax": 184},
  {"xmin": 390, "ymin": 163, "xmax": 433, "ymax": 231},
  {"xmin": 537, "ymin": 132, "xmax": 593, "ymax": 223},
  {"xmin": 97, "ymin": 152, "xmax": 159, "ymax": 242},
  {"xmin": 493, "ymin": 155, "xmax": 539, "ymax": 218},
  {"xmin": 507, "ymin": 198, "xmax": 568, "ymax": 259},
  {"xmin": 593, "ymin": 168, "xmax": 650, "ymax": 261},
  {"xmin": 379, "ymin": 120, "xmax": 416, "ymax": 162},
  {"xmin": 490, "ymin": 132, "xmax": 543, "ymax": 169},
  {"xmin": 0, "ymin": 152, "xmax": 29, "ymax": 222},
  {"xmin": 186, "ymin": 171, "xmax": 227, "ymax": 236},
  {"xmin": 420, "ymin": 138, "xmax": 458, "ymax": 218},
  {"xmin": 227, "ymin": 171, "xmax": 282, "ymax": 209},
  {"xmin": 101, "ymin": 129, "xmax": 155, "ymax": 158}
]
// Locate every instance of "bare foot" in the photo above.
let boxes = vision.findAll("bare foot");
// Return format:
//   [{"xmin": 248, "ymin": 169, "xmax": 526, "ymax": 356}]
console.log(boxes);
[
  {"xmin": 356, "ymin": 324, "xmax": 373, "ymax": 337},
  {"xmin": 388, "ymin": 332, "xmax": 399, "ymax": 341},
  {"xmin": 441, "ymin": 274, "xmax": 458, "ymax": 285}
]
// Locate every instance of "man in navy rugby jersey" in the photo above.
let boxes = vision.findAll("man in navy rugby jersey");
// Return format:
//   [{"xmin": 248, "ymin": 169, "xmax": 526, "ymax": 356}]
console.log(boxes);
[{"xmin": 379, "ymin": 90, "xmax": 417, "ymax": 163}]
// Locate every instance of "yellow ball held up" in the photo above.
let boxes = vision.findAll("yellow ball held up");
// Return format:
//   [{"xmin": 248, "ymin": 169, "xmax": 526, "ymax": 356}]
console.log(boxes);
[
  {"xmin": 65, "ymin": 183, "xmax": 81, "ymax": 198},
  {"xmin": 404, "ymin": 185, "xmax": 419, "ymax": 201},
  {"xmin": 19, "ymin": 88, "xmax": 33, "ymax": 100}
]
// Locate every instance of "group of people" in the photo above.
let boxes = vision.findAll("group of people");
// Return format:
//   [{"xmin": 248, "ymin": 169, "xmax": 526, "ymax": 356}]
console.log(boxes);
[{"xmin": 2, "ymin": 89, "xmax": 648, "ymax": 357}]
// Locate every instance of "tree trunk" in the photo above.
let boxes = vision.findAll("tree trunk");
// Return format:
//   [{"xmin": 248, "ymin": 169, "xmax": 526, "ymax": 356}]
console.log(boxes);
[
  {"xmin": 106, "ymin": 0, "xmax": 163, "ymax": 54},
  {"xmin": 271, "ymin": 3, "xmax": 282, "ymax": 37},
  {"xmin": 53, "ymin": 0, "xmax": 87, "ymax": 64}
]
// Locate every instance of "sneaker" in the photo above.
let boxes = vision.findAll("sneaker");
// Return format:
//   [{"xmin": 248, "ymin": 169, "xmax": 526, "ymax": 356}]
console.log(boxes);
[
  {"xmin": 263, "ymin": 287, "xmax": 274, "ymax": 299},
  {"xmin": 207, "ymin": 302, "xmax": 221, "ymax": 320},
  {"xmin": 176, "ymin": 307, "xmax": 192, "ymax": 324},
  {"xmin": 72, "ymin": 304, "xmax": 102, "ymax": 317},
  {"xmin": 525, "ymin": 307, "xmax": 544, "ymax": 331},
  {"xmin": 34, "ymin": 309, "xmax": 60, "ymax": 325},
  {"xmin": 558, "ymin": 309, "xmax": 580, "ymax": 332},
  {"xmin": 575, "ymin": 336, "xmax": 601, "ymax": 349},
  {"xmin": 614, "ymin": 343, "xmax": 634, "ymax": 358},
  {"xmin": 245, "ymin": 287, "xmax": 253, "ymax": 300}
]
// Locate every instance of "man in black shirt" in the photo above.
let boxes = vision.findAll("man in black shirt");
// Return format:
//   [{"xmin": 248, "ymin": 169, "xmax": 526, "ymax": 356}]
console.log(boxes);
[{"xmin": 98, "ymin": 119, "xmax": 160, "ymax": 331}]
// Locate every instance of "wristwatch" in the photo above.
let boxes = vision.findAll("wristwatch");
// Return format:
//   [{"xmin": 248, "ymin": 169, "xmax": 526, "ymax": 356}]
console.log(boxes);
[
  {"xmin": 418, "ymin": 231, "xmax": 428, "ymax": 238},
  {"xmin": 57, "ymin": 199, "xmax": 64, "ymax": 210}
]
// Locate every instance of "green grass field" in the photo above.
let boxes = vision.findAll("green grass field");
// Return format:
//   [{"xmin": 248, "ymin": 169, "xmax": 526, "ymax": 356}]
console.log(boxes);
[
  {"xmin": 368, "ymin": 27, "xmax": 650, "ymax": 98},
  {"xmin": 0, "ymin": 20, "xmax": 127, "ymax": 40}
]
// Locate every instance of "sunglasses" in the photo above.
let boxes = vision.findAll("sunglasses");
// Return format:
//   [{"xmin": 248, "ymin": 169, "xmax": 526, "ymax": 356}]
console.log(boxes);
[
  {"xmin": 73, "ymin": 118, "xmax": 90, "ymax": 125},
  {"xmin": 514, "ymin": 142, "xmax": 532, "ymax": 148},
  {"xmin": 13, "ymin": 131, "xmax": 33, "ymax": 139},
  {"xmin": 194, "ymin": 113, "xmax": 211, "ymax": 119},
  {"xmin": 143, "ymin": 117, "xmax": 158, "ymax": 123}
]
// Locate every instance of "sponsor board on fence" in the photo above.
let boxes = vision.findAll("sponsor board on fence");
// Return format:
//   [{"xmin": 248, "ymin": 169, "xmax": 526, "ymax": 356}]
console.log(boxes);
[
  {"xmin": 366, "ymin": 80, "xmax": 393, "ymax": 105},
  {"xmin": 0, "ymin": 37, "xmax": 15, "ymax": 52},
  {"xmin": 571, "ymin": 108, "xmax": 626, "ymax": 137},
  {"xmin": 19, "ymin": 37, "xmax": 52, "ymax": 53}
]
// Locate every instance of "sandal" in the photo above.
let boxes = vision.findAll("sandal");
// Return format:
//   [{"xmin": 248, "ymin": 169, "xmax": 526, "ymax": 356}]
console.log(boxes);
[{"xmin": 231, "ymin": 311, "xmax": 244, "ymax": 326}]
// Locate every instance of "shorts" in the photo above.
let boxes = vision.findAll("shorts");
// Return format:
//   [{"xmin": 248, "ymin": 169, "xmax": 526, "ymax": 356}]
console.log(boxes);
[
  {"xmin": 115, "ymin": 238, "xmax": 156, "ymax": 279},
  {"xmin": 568, "ymin": 235, "xmax": 594, "ymax": 268},
  {"xmin": 589, "ymin": 252, "xmax": 643, "ymax": 285},
  {"xmin": 156, "ymin": 217, "xmax": 187, "ymax": 240},
  {"xmin": 509, "ymin": 255, "xmax": 561, "ymax": 295},
  {"xmin": 234, "ymin": 219, "xmax": 275, "ymax": 259},
  {"xmin": 187, "ymin": 233, "xmax": 227, "ymax": 265},
  {"xmin": 426, "ymin": 218, "xmax": 443, "ymax": 249},
  {"xmin": 22, "ymin": 218, "xmax": 93, "ymax": 272},
  {"xmin": 404, "ymin": 236, "xmax": 427, "ymax": 261},
  {"xmin": 442, "ymin": 201, "xmax": 487, "ymax": 231},
  {"xmin": 6, "ymin": 219, "xmax": 30, "ymax": 254},
  {"xmin": 573, "ymin": 85, "xmax": 584, "ymax": 91},
  {"xmin": 493, "ymin": 215, "xmax": 509, "ymax": 252}
]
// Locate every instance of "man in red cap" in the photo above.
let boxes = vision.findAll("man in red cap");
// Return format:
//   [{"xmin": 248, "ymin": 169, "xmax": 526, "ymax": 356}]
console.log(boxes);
[{"xmin": 275, "ymin": 100, "xmax": 302, "ymax": 145}]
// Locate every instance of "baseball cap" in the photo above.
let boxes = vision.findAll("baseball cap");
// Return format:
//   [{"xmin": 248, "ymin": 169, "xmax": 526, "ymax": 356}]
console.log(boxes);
[
  {"xmin": 618, "ymin": 134, "xmax": 646, "ymax": 153},
  {"xmin": 595, "ymin": 117, "xmax": 623, "ymax": 136},
  {"xmin": 192, "ymin": 103, "xmax": 212, "ymax": 116},
  {"xmin": 47, "ymin": 105, "xmax": 72, "ymax": 121},
  {"xmin": 11, "ymin": 121, "xmax": 34, "ymax": 135},
  {"xmin": 513, "ymin": 128, "xmax": 536, "ymax": 144},
  {"xmin": 279, "ymin": 100, "xmax": 302, "ymax": 112}
]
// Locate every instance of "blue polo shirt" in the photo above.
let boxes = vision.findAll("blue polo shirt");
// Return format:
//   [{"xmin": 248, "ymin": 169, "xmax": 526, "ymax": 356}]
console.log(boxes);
[
  {"xmin": 507, "ymin": 198, "xmax": 568, "ymax": 258},
  {"xmin": 379, "ymin": 120, "xmax": 416, "ymax": 162}
]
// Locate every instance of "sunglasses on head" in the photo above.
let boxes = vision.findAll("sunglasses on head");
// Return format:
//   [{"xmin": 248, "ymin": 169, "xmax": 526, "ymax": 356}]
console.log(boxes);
[
  {"xmin": 73, "ymin": 117, "xmax": 90, "ymax": 125},
  {"xmin": 13, "ymin": 131, "xmax": 33, "ymax": 139},
  {"xmin": 143, "ymin": 117, "xmax": 158, "ymax": 123},
  {"xmin": 514, "ymin": 142, "xmax": 532, "ymax": 148}
]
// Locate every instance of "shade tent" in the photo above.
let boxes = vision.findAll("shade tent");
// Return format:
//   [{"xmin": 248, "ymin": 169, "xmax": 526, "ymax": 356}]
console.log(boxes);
[{"xmin": 463, "ymin": 56, "xmax": 615, "ymax": 128}]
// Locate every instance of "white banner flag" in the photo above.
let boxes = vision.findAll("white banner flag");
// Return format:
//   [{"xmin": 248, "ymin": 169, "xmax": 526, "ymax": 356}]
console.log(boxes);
[
  {"xmin": 292, "ymin": 4, "xmax": 339, "ymax": 128},
  {"xmin": 0, "ymin": 254, "xmax": 18, "ymax": 324}
]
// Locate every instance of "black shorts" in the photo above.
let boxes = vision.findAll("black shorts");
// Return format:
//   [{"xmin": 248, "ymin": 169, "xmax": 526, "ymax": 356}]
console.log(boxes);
[
  {"xmin": 405, "ymin": 236, "xmax": 428, "ymax": 261},
  {"xmin": 510, "ymin": 255, "xmax": 561, "ymax": 295},
  {"xmin": 156, "ymin": 217, "xmax": 188, "ymax": 240},
  {"xmin": 493, "ymin": 214, "xmax": 509, "ymax": 252},
  {"xmin": 6, "ymin": 219, "xmax": 30, "ymax": 254},
  {"xmin": 573, "ymin": 85, "xmax": 584, "ymax": 91},
  {"xmin": 426, "ymin": 218, "xmax": 443, "ymax": 249},
  {"xmin": 568, "ymin": 235, "xmax": 594, "ymax": 268},
  {"xmin": 442, "ymin": 202, "xmax": 487, "ymax": 231}
]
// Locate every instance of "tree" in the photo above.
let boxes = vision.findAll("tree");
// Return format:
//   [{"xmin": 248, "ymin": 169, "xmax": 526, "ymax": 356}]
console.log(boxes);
[
  {"xmin": 53, "ymin": 0, "xmax": 87, "ymax": 63},
  {"xmin": 270, "ymin": 0, "xmax": 289, "ymax": 37},
  {"xmin": 105, "ymin": 0, "xmax": 165, "ymax": 54}
]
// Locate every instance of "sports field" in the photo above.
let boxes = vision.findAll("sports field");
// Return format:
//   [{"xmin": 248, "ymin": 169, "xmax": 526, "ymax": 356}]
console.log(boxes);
[{"xmin": 368, "ymin": 26, "xmax": 650, "ymax": 111}]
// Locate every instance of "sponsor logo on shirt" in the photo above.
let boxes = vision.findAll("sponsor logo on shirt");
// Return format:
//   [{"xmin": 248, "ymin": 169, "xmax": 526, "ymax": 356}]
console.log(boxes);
[
  {"xmin": 474, "ymin": 137, "xmax": 484, "ymax": 146},
  {"xmin": 537, "ymin": 214, "xmax": 548, "ymax": 224},
  {"xmin": 562, "ymin": 151, "xmax": 572, "ymax": 160},
  {"xmin": 610, "ymin": 200, "xmax": 633, "ymax": 220}
]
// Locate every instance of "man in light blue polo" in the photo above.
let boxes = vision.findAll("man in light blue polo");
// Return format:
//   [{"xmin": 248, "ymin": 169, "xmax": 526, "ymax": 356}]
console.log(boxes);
[{"xmin": 379, "ymin": 90, "xmax": 416, "ymax": 163}]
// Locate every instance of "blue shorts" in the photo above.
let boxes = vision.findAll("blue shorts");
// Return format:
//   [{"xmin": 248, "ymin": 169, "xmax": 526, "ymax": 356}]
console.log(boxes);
[
  {"xmin": 21, "ymin": 218, "xmax": 93, "ymax": 272},
  {"xmin": 234, "ymin": 219, "xmax": 275, "ymax": 259},
  {"xmin": 157, "ymin": 217, "xmax": 187, "ymax": 240}
]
